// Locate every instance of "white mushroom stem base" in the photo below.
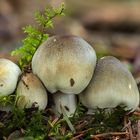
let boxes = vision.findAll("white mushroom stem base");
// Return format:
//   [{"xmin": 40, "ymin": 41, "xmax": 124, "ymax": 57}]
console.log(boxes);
[
  {"xmin": 52, "ymin": 92, "xmax": 77, "ymax": 117},
  {"xmin": 0, "ymin": 104, "xmax": 12, "ymax": 112},
  {"xmin": 86, "ymin": 108, "xmax": 114, "ymax": 115}
]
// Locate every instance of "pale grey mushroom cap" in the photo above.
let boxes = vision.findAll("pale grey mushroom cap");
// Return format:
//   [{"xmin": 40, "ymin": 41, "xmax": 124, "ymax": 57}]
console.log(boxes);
[
  {"xmin": 79, "ymin": 56, "xmax": 139, "ymax": 111},
  {"xmin": 0, "ymin": 58, "xmax": 21, "ymax": 96},
  {"xmin": 16, "ymin": 73, "xmax": 48, "ymax": 110},
  {"xmin": 32, "ymin": 35, "xmax": 97, "ymax": 94}
]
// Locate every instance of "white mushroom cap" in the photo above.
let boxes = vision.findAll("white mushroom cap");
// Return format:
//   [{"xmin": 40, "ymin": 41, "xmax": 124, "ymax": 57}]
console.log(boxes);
[
  {"xmin": 52, "ymin": 92, "xmax": 77, "ymax": 117},
  {"xmin": 16, "ymin": 73, "xmax": 48, "ymax": 110},
  {"xmin": 32, "ymin": 35, "xmax": 97, "ymax": 94},
  {"xmin": 79, "ymin": 56, "xmax": 139, "ymax": 111},
  {"xmin": 0, "ymin": 58, "xmax": 21, "ymax": 96}
]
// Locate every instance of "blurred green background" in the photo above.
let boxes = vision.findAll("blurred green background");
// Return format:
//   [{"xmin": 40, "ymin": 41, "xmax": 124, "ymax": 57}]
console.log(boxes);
[{"xmin": 0, "ymin": 0, "xmax": 140, "ymax": 82}]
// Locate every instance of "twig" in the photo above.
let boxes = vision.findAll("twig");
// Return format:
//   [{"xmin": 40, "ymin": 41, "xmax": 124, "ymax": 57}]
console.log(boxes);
[
  {"xmin": 91, "ymin": 132, "xmax": 128, "ymax": 139},
  {"xmin": 51, "ymin": 118, "xmax": 59, "ymax": 126},
  {"xmin": 75, "ymin": 120, "xmax": 89, "ymax": 131},
  {"xmin": 122, "ymin": 120, "xmax": 134, "ymax": 140},
  {"xmin": 133, "ymin": 112, "xmax": 140, "ymax": 116},
  {"xmin": 134, "ymin": 107, "xmax": 140, "ymax": 114},
  {"xmin": 70, "ymin": 127, "xmax": 93, "ymax": 139},
  {"xmin": 137, "ymin": 120, "xmax": 140, "ymax": 139},
  {"xmin": 74, "ymin": 128, "xmax": 93, "ymax": 135},
  {"xmin": 91, "ymin": 136, "xmax": 100, "ymax": 140},
  {"xmin": 70, "ymin": 133, "xmax": 84, "ymax": 140}
]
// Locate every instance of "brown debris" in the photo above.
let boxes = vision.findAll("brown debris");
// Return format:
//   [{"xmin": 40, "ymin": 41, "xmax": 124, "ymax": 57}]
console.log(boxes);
[{"xmin": 91, "ymin": 132, "xmax": 129, "ymax": 140}]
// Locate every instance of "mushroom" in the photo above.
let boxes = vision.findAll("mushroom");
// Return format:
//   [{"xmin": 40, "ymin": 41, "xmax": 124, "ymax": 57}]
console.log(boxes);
[
  {"xmin": 0, "ymin": 58, "xmax": 21, "ymax": 96},
  {"xmin": 16, "ymin": 73, "xmax": 48, "ymax": 110},
  {"xmin": 32, "ymin": 35, "xmax": 97, "ymax": 115},
  {"xmin": 79, "ymin": 56, "xmax": 139, "ymax": 112},
  {"xmin": 32, "ymin": 35, "xmax": 97, "ymax": 94}
]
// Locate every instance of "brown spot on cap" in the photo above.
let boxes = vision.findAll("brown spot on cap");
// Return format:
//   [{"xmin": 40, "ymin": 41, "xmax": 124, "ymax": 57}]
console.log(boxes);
[
  {"xmin": 0, "ymin": 84, "xmax": 3, "ymax": 87},
  {"xmin": 70, "ymin": 78, "xmax": 75, "ymax": 87},
  {"xmin": 64, "ymin": 106, "xmax": 69, "ymax": 111}
]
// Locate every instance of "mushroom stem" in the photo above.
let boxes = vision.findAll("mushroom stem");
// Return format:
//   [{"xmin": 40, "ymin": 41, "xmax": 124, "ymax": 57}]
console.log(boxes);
[
  {"xmin": 52, "ymin": 91, "xmax": 77, "ymax": 117},
  {"xmin": 0, "ymin": 104, "xmax": 12, "ymax": 112}
]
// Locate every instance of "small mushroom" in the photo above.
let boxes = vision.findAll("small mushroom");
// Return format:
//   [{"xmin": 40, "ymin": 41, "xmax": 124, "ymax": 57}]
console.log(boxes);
[
  {"xmin": 79, "ymin": 56, "xmax": 139, "ymax": 112},
  {"xmin": 0, "ymin": 58, "xmax": 21, "ymax": 96},
  {"xmin": 16, "ymin": 73, "xmax": 48, "ymax": 110},
  {"xmin": 32, "ymin": 35, "xmax": 97, "ymax": 115}
]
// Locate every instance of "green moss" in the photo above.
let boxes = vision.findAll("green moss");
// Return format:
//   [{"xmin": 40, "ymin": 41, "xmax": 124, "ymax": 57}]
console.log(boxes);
[{"xmin": 11, "ymin": 4, "xmax": 65, "ymax": 69}]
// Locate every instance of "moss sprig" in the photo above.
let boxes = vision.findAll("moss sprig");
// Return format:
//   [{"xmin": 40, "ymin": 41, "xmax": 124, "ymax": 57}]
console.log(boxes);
[{"xmin": 11, "ymin": 4, "xmax": 65, "ymax": 69}]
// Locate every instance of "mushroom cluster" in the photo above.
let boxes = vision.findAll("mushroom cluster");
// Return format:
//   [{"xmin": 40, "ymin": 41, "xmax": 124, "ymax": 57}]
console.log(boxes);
[{"xmin": 0, "ymin": 35, "xmax": 139, "ymax": 116}]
